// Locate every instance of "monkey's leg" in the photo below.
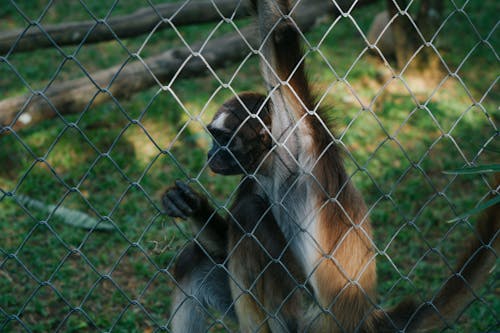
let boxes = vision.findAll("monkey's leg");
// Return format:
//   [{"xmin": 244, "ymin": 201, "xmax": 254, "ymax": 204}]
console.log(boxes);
[
  {"xmin": 228, "ymin": 197, "xmax": 271, "ymax": 333},
  {"xmin": 170, "ymin": 243, "xmax": 235, "ymax": 333},
  {"xmin": 228, "ymin": 194, "xmax": 302, "ymax": 333}
]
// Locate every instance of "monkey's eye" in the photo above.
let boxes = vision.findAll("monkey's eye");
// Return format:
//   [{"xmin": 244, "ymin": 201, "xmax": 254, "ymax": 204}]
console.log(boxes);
[
  {"xmin": 209, "ymin": 128, "xmax": 234, "ymax": 145},
  {"xmin": 209, "ymin": 127, "xmax": 229, "ymax": 137}
]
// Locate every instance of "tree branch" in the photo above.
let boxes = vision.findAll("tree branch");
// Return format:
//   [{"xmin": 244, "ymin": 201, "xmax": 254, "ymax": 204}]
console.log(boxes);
[{"xmin": 0, "ymin": 0, "xmax": 252, "ymax": 54}]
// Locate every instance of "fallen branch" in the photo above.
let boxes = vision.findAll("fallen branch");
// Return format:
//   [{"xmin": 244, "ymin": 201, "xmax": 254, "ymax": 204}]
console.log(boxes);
[
  {"xmin": 0, "ymin": 0, "xmax": 378, "ymax": 132},
  {"xmin": 0, "ymin": 0, "xmax": 252, "ymax": 54},
  {"xmin": 0, "ymin": 25, "xmax": 258, "ymax": 132}
]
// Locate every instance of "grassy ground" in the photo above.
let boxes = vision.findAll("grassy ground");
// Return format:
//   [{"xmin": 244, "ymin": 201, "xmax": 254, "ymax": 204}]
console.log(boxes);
[{"xmin": 0, "ymin": 0, "xmax": 498, "ymax": 332}]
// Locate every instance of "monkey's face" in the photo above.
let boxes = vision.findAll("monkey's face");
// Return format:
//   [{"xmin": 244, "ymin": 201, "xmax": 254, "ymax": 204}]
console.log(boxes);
[{"xmin": 207, "ymin": 93, "xmax": 271, "ymax": 175}]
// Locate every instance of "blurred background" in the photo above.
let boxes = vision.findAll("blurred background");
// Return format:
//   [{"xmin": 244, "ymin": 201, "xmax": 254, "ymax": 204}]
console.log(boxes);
[{"xmin": 0, "ymin": 0, "xmax": 498, "ymax": 331}]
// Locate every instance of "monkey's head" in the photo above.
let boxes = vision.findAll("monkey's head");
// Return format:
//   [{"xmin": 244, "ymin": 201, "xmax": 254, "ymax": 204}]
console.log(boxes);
[{"xmin": 207, "ymin": 92, "xmax": 272, "ymax": 175}]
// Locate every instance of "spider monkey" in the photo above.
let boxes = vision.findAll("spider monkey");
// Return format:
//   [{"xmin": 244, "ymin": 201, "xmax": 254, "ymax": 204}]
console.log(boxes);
[
  {"xmin": 164, "ymin": 93, "xmax": 306, "ymax": 332},
  {"xmin": 162, "ymin": 0, "xmax": 499, "ymax": 331}
]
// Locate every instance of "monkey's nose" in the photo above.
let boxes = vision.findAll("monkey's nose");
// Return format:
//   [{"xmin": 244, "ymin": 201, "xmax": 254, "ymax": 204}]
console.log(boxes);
[{"xmin": 207, "ymin": 146, "xmax": 218, "ymax": 161}]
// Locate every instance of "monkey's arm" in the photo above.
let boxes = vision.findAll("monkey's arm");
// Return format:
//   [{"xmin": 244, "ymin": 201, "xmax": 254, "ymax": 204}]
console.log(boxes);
[
  {"xmin": 162, "ymin": 180, "xmax": 228, "ymax": 252},
  {"xmin": 256, "ymin": 0, "xmax": 314, "ymax": 116},
  {"xmin": 255, "ymin": 0, "xmax": 322, "ymax": 178}
]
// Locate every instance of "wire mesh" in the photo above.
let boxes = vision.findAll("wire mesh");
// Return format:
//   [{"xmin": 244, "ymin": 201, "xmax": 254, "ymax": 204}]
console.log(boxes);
[{"xmin": 0, "ymin": 0, "xmax": 498, "ymax": 332}]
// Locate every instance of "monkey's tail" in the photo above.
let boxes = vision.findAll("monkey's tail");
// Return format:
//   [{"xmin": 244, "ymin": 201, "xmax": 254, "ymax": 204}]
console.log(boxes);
[{"xmin": 375, "ymin": 176, "xmax": 499, "ymax": 332}]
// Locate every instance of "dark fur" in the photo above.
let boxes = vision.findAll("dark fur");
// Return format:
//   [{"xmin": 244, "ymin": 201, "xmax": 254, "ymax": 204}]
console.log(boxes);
[{"xmin": 164, "ymin": 94, "xmax": 306, "ymax": 331}]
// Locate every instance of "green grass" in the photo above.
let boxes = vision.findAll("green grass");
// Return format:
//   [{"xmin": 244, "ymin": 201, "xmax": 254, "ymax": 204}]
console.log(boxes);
[{"xmin": 1, "ymin": 0, "xmax": 498, "ymax": 332}]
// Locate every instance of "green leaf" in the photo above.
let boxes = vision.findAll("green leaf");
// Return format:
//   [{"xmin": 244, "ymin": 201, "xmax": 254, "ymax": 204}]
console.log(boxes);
[
  {"xmin": 448, "ymin": 195, "xmax": 500, "ymax": 223},
  {"xmin": 443, "ymin": 164, "xmax": 500, "ymax": 175},
  {"xmin": 17, "ymin": 195, "xmax": 114, "ymax": 231}
]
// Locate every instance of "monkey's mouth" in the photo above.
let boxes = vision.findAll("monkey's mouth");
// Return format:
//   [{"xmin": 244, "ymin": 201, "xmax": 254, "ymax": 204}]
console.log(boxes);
[
  {"xmin": 208, "ymin": 154, "xmax": 244, "ymax": 175},
  {"xmin": 209, "ymin": 159, "xmax": 229, "ymax": 174}
]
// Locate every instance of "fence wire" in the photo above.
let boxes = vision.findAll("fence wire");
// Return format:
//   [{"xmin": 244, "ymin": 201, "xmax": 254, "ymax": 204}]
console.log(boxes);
[{"xmin": 0, "ymin": 0, "xmax": 498, "ymax": 332}]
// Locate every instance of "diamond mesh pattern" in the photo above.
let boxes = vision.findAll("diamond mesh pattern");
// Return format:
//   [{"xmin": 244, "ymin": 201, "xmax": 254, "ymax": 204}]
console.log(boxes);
[{"xmin": 0, "ymin": 0, "xmax": 498, "ymax": 332}]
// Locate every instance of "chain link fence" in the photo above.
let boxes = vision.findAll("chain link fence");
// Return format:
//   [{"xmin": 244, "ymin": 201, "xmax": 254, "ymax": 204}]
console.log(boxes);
[{"xmin": 0, "ymin": 0, "xmax": 498, "ymax": 332}]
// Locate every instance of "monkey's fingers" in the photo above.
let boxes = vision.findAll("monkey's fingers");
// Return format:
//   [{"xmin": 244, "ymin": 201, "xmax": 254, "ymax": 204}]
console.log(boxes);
[
  {"xmin": 167, "ymin": 190, "xmax": 194, "ymax": 216},
  {"xmin": 162, "ymin": 193, "xmax": 188, "ymax": 219},
  {"xmin": 175, "ymin": 180, "xmax": 200, "ymax": 206}
]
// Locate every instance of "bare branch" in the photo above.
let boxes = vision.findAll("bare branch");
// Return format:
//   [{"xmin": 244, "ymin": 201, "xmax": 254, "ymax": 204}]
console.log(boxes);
[
  {"xmin": 0, "ymin": 25, "xmax": 254, "ymax": 132},
  {"xmin": 0, "ymin": 0, "xmax": 252, "ymax": 54}
]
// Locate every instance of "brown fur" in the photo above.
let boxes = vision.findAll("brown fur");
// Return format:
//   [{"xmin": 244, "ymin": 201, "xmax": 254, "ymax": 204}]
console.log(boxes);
[
  {"xmin": 228, "ymin": 184, "xmax": 304, "ymax": 332},
  {"xmin": 257, "ymin": 0, "xmax": 378, "ymax": 330},
  {"xmin": 254, "ymin": 0, "xmax": 499, "ymax": 331}
]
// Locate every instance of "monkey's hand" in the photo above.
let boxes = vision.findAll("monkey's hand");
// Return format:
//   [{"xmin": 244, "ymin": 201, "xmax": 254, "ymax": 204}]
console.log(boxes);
[{"xmin": 162, "ymin": 180, "xmax": 202, "ymax": 219}]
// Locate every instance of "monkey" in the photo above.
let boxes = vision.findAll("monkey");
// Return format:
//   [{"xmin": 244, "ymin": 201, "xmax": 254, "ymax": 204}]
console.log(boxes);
[
  {"xmin": 164, "ymin": 93, "xmax": 307, "ymax": 332},
  {"xmin": 163, "ymin": 0, "xmax": 499, "ymax": 331}
]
